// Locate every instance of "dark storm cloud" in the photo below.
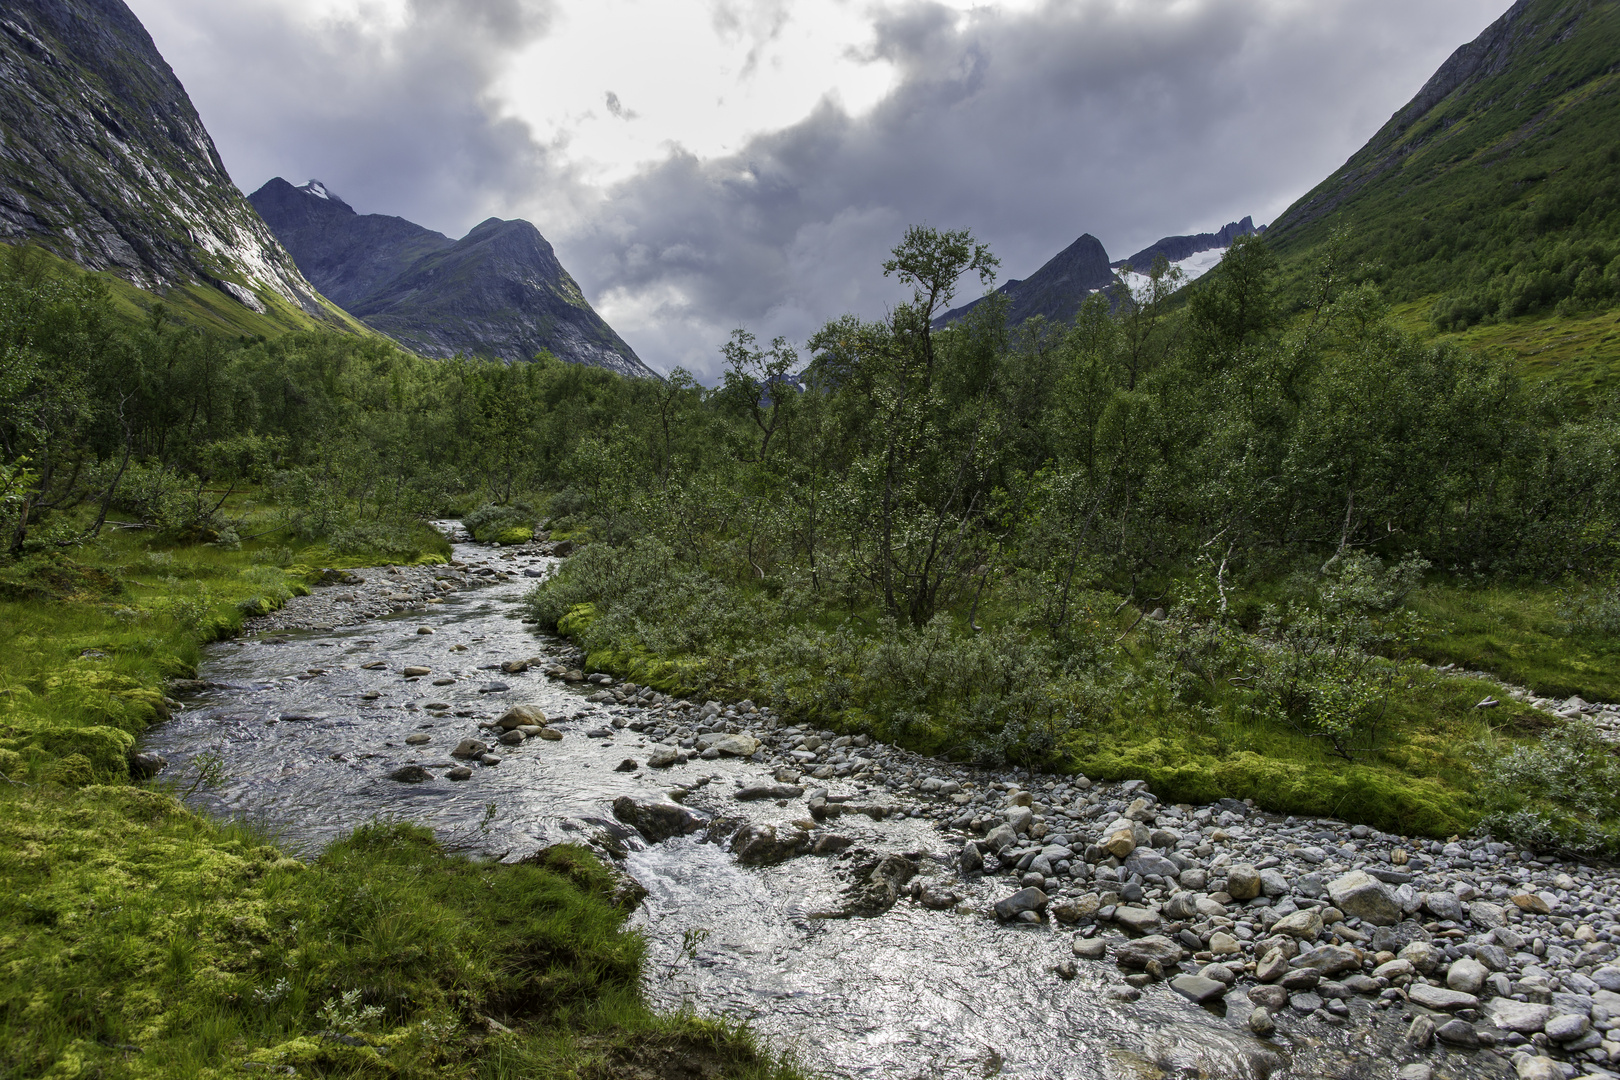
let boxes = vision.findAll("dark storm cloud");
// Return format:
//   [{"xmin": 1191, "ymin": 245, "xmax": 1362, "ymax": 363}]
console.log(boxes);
[
  {"xmin": 125, "ymin": 0, "xmax": 566, "ymax": 237},
  {"xmin": 575, "ymin": 0, "xmax": 1506, "ymax": 375},
  {"xmin": 129, "ymin": 0, "xmax": 1504, "ymax": 377}
]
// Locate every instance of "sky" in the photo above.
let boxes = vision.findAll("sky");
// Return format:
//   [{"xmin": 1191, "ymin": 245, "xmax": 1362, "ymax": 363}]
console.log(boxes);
[{"xmin": 127, "ymin": 0, "xmax": 1508, "ymax": 379}]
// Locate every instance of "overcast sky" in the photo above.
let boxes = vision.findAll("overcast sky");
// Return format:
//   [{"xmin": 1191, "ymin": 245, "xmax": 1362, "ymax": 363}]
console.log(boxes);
[{"xmin": 127, "ymin": 0, "xmax": 1506, "ymax": 379}]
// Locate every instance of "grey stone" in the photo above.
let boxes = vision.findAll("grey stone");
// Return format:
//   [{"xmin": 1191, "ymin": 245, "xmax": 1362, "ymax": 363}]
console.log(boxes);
[
  {"xmin": 1423, "ymin": 891, "xmax": 1465, "ymax": 922},
  {"xmin": 730, "ymin": 823, "xmax": 811, "ymax": 865},
  {"xmin": 1446, "ymin": 957, "xmax": 1489, "ymax": 995},
  {"xmin": 1467, "ymin": 901, "xmax": 1508, "ymax": 929},
  {"xmin": 647, "ymin": 749, "xmax": 681, "ymax": 768},
  {"xmin": 1327, "ymin": 870, "xmax": 1401, "ymax": 925},
  {"xmin": 1397, "ymin": 1065, "xmax": 1433, "ymax": 1080},
  {"xmin": 1249, "ymin": 1007, "xmax": 1275, "ymax": 1036},
  {"xmin": 1434, "ymin": 1019, "xmax": 1478, "ymax": 1047},
  {"xmin": 128, "ymin": 752, "xmax": 168, "ymax": 779},
  {"xmin": 450, "ymin": 738, "xmax": 489, "ymax": 759},
  {"xmin": 445, "ymin": 766, "xmax": 472, "ymax": 781},
  {"xmin": 1407, "ymin": 983, "xmax": 1478, "ymax": 1011},
  {"xmin": 1487, "ymin": 999, "xmax": 1552, "ymax": 1033},
  {"xmin": 1514, "ymin": 1058, "xmax": 1561, "ymax": 1080},
  {"xmin": 735, "ymin": 783, "xmax": 803, "ymax": 801},
  {"xmin": 993, "ymin": 887, "xmax": 1048, "ymax": 921},
  {"xmin": 1291, "ymin": 945, "xmax": 1363, "ymax": 976},
  {"xmin": 984, "ymin": 823, "xmax": 1018, "ymax": 854},
  {"xmin": 611, "ymin": 796, "xmax": 702, "ymax": 843},
  {"xmin": 1115, "ymin": 935, "xmax": 1184, "ymax": 970},
  {"xmin": 388, "ymin": 765, "xmax": 431, "ymax": 782},
  {"xmin": 1249, "ymin": 984, "xmax": 1288, "ymax": 1011},
  {"xmin": 1114, "ymin": 905, "xmax": 1163, "ymax": 935},
  {"xmin": 404, "ymin": 733, "xmax": 430, "ymax": 745},
  {"xmin": 1591, "ymin": 966, "xmax": 1620, "ymax": 992},
  {"xmin": 960, "ymin": 839, "xmax": 984, "ymax": 874},
  {"xmin": 1259, "ymin": 868, "xmax": 1290, "ymax": 897},
  {"xmin": 1543, "ymin": 1013, "xmax": 1590, "ymax": 1042},
  {"xmin": 1272, "ymin": 909, "xmax": 1323, "ymax": 940},
  {"xmin": 1124, "ymin": 849, "xmax": 1180, "ymax": 879},
  {"xmin": 1171, "ymin": 975, "xmax": 1227, "ymax": 1003},
  {"xmin": 1072, "ymin": 936, "xmax": 1107, "ymax": 960}
]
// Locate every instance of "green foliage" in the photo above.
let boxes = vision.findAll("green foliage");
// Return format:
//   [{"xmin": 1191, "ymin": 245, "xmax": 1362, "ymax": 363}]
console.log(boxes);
[
  {"xmin": 464, "ymin": 502, "xmax": 537, "ymax": 544},
  {"xmin": 1473, "ymin": 722, "xmax": 1620, "ymax": 855}
]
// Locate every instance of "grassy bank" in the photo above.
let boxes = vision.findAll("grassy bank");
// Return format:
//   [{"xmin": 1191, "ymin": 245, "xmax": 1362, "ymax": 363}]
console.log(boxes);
[
  {"xmin": 529, "ymin": 539, "xmax": 1620, "ymax": 853},
  {"xmin": 0, "ymin": 524, "xmax": 801, "ymax": 1080}
]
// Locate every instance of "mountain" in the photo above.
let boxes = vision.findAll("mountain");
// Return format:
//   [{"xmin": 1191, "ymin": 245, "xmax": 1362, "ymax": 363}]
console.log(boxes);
[
  {"xmin": 935, "ymin": 233, "xmax": 1115, "ymax": 329},
  {"xmin": 1114, "ymin": 217, "xmax": 1266, "ymax": 271},
  {"xmin": 1265, "ymin": 0, "xmax": 1620, "ymax": 340},
  {"xmin": 251, "ymin": 179, "xmax": 654, "ymax": 377},
  {"xmin": 935, "ymin": 218, "xmax": 1264, "ymax": 329},
  {"xmin": 0, "ymin": 0, "xmax": 360, "ymax": 336}
]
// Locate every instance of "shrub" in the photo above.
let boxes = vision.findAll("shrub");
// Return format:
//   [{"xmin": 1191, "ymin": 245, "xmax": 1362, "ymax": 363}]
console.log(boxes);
[{"xmin": 463, "ymin": 503, "xmax": 536, "ymax": 543}]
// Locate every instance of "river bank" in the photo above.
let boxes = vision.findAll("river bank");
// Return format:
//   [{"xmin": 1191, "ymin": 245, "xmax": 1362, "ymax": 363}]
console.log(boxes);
[{"xmin": 139, "ymin": 528, "xmax": 1620, "ymax": 1080}]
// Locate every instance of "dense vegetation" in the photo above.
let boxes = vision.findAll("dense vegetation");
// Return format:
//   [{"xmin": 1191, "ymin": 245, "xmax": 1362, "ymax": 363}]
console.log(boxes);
[{"xmin": 1264, "ymin": 0, "xmax": 1620, "ymax": 376}]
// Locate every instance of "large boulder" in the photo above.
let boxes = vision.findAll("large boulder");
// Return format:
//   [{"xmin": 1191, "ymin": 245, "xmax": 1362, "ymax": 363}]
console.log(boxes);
[
  {"xmin": 1327, "ymin": 870, "xmax": 1401, "ymax": 925},
  {"xmin": 994, "ymin": 887, "xmax": 1049, "ymax": 921},
  {"xmin": 612, "ymin": 796, "xmax": 702, "ymax": 843},
  {"xmin": 730, "ymin": 823, "xmax": 811, "ymax": 865}
]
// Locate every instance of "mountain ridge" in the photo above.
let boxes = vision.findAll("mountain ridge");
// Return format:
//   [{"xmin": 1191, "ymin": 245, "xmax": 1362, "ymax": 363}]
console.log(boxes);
[{"xmin": 251, "ymin": 179, "xmax": 655, "ymax": 377}]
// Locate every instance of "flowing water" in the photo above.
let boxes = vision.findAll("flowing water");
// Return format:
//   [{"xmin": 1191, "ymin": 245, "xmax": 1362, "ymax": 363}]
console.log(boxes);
[{"xmin": 141, "ymin": 534, "xmax": 1444, "ymax": 1080}]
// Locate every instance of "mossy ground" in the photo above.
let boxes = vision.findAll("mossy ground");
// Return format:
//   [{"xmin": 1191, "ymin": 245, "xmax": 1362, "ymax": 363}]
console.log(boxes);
[{"xmin": 0, "ymin": 521, "xmax": 802, "ymax": 1080}]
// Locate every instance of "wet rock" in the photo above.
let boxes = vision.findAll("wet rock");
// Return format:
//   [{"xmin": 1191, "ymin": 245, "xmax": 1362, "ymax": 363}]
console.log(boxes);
[
  {"xmin": 416, "ymin": 626, "xmax": 434, "ymax": 635},
  {"xmin": 1406, "ymin": 1015, "xmax": 1435, "ymax": 1048},
  {"xmin": 501, "ymin": 660, "xmax": 529, "ymax": 674},
  {"xmin": 1171, "ymin": 974, "xmax": 1227, "ymax": 1004},
  {"xmin": 1407, "ymin": 984, "xmax": 1478, "ymax": 1012},
  {"xmin": 498, "ymin": 729, "xmax": 525, "ymax": 746},
  {"xmin": 1249, "ymin": 985, "xmax": 1288, "ymax": 1011},
  {"xmin": 1249, "ymin": 1007, "xmax": 1275, "ymax": 1037},
  {"xmin": 1291, "ymin": 945, "xmax": 1363, "ymax": 977},
  {"xmin": 496, "ymin": 705, "xmax": 547, "ymax": 729},
  {"xmin": 1396, "ymin": 1066, "xmax": 1432, "ymax": 1080},
  {"xmin": 918, "ymin": 883, "xmax": 960, "ymax": 910},
  {"xmin": 478, "ymin": 682, "xmax": 510, "ymax": 694},
  {"xmin": 1543, "ymin": 1013, "xmax": 1589, "ymax": 1042},
  {"xmin": 612, "ymin": 796, "xmax": 702, "ymax": 843},
  {"xmin": 984, "ymin": 823, "xmax": 1018, "ymax": 854},
  {"xmin": 1272, "ymin": 909, "xmax": 1323, "ymax": 940},
  {"xmin": 1116, "ymin": 936, "xmax": 1184, "ymax": 970},
  {"xmin": 1053, "ymin": 895, "xmax": 1100, "ymax": 924},
  {"xmin": 388, "ymin": 765, "xmax": 431, "ymax": 782},
  {"xmin": 695, "ymin": 732, "xmax": 761, "ymax": 756},
  {"xmin": 1515, "ymin": 1058, "xmax": 1562, "ymax": 1080},
  {"xmin": 1257, "ymin": 948, "xmax": 1290, "ymax": 982},
  {"xmin": 1141, "ymin": 1024, "xmax": 1285, "ymax": 1080},
  {"xmin": 812, "ymin": 834, "xmax": 854, "ymax": 856},
  {"xmin": 647, "ymin": 749, "xmax": 681, "ymax": 768},
  {"xmin": 994, "ymin": 887, "xmax": 1049, "ymax": 921},
  {"xmin": 735, "ymin": 783, "xmax": 803, "ymax": 801},
  {"xmin": 404, "ymin": 733, "xmax": 430, "ymax": 745},
  {"xmin": 446, "ymin": 766, "xmax": 473, "ymax": 781},
  {"xmin": 478, "ymin": 753, "xmax": 502, "ymax": 766},
  {"xmin": 614, "ymin": 758, "xmax": 639, "ymax": 772},
  {"xmin": 451, "ymin": 739, "xmax": 489, "ymax": 759},
  {"xmin": 833, "ymin": 854, "xmax": 917, "ymax": 918},
  {"xmin": 537, "ymin": 728, "xmax": 563, "ymax": 741},
  {"xmin": 1327, "ymin": 870, "xmax": 1401, "ymax": 926},
  {"xmin": 403, "ymin": 666, "xmax": 431, "ymax": 677},
  {"xmin": 1114, "ymin": 905, "xmax": 1163, "ymax": 935},
  {"xmin": 128, "ymin": 752, "xmax": 168, "ymax": 779},
  {"xmin": 1073, "ymin": 936, "xmax": 1107, "ymax": 960},
  {"xmin": 731, "ymin": 823, "xmax": 811, "ymax": 865},
  {"xmin": 960, "ymin": 839, "xmax": 984, "ymax": 874},
  {"xmin": 1435, "ymin": 1019, "xmax": 1479, "ymax": 1047}
]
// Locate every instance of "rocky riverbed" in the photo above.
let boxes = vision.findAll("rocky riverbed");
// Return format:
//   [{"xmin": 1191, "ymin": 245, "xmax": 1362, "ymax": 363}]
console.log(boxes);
[{"xmin": 139, "ymin": 529, "xmax": 1620, "ymax": 1080}]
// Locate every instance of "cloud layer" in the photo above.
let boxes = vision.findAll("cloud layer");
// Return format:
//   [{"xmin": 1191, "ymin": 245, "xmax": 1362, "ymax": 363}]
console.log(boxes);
[{"xmin": 129, "ymin": 0, "xmax": 1506, "ymax": 378}]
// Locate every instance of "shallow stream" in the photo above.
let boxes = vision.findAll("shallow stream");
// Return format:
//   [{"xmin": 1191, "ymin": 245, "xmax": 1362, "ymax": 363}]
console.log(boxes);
[{"xmin": 140, "ymin": 536, "xmax": 1443, "ymax": 1080}]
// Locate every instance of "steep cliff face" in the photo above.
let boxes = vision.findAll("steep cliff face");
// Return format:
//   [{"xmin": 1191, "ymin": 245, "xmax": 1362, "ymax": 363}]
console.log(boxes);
[
  {"xmin": 0, "ymin": 0, "xmax": 344, "ymax": 328},
  {"xmin": 251, "ymin": 179, "xmax": 655, "ymax": 377}
]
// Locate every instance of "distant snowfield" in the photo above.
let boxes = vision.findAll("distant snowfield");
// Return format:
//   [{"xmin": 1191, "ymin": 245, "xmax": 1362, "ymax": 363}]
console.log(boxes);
[{"xmin": 1117, "ymin": 245, "xmax": 1228, "ymax": 300}]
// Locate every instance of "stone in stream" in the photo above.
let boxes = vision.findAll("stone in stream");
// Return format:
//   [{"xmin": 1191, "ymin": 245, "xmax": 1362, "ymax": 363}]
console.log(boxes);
[
  {"xmin": 451, "ymin": 739, "xmax": 489, "ymax": 759},
  {"xmin": 1434, "ymin": 1019, "xmax": 1478, "ymax": 1048},
  {"xmin": 614, "ymin": 759, "xmax": 639, "ymax": 772},
  {"xmin": 497, "ymin": 705, "xmax": 546, "ymax": 730},
  {"xmin": 695, "ymin": 733, "xmax": 761, "ymax": 757},
  {"xmin": 1171, "ymin": 974, "xmax": 1227, "ymax": 1004},
  {"xmin": 537, "ymin": 728, "xmax": 563, "ymax": 741},
  {"xmin": 731, "ymin": 823, "xmax": 811, "ymax": 864},
  {"xmin": 478, "ymin": 682, "xmax": 510, "ymax": 694},
  {"xmin": 1543, "ymin": 1013, "xmax": 1589, "ymax": 1042},
  {"xmin": 402, "ymin": 666, "xmax": 431, "ymax": 677},
  {"xmin": 1249, "ymin": 1008, "xmax": 1275, "ymax": 1037},
  {"xmin": 1445, "ymin": 957, "xmax": 1489, "ymax": 994},
  {"xmin": 497, "ymin": 730, "xmax": 525, "ymax": 746},
  {"xmin": 1248, "ymin": 985, "xmax": 1288, "ymax": 1011},
  {"xmin": 361, "ymin": 661, "xmax": 387, "ymax": 670},
  {"xmin": 446, "ymin": 766, "xmax": 473, "ymax": 781},
  {"xmin": 501, "ymin": 660, "xmax": 529, "ymax": 673},
  {"xmin": 1115, "ymin": 935, "xmax": 1184, "ymax": 970},
  {"xmin": 279, "ymin": 713, "xmax": 323, "ymax": 722},
  {"xmin": 128, "ymin": 752, "xmax": 168, "ymax": 779},
  {"xmin": 416, "ymin": 626, "xmax": 434, "ymax": 635},
  {"xmin": 612, "ymin": 796, "xmax": 702, "ymax": 843},
  {"xmin": 735, "ymin": 784, "xmax": 804, "ymax": 801},
  {"xmin": 960, "ymin": 840, "xmax": 984, "ymax": 875},
  {"xmin": 1486, "ymin": 1000, "xmax": 1551, "ymax": 1033},
  {"xmin": 388, "ymin": 765, "xmax": 431, "ymax": 782},
  {"xmin": 1291, "ymin": 945, "xmax": 1362, "ymax": 977},
  {"xmin": 812, "ymin": 834, "xmax": 853, "ymax": 855},
  {"xmin": 1113, "ymin": 906, "xmax": 1163, "ymax": 935},
  {"xmin": 478, "ymin": 753, "xmax": 502, "ymax": 766},
  {"xmin": 1407, "ymin": 983, "xmax": 1478, "ymax": 1012},
  {"xmin": 832, "ymin": 854, "xmax": 917, "ymax": 918},
  {"xmin": 404, "ymin": 733, "xmax": 430, "ymax": 745},
  {"xmin": 646, "ymin": 749, "xmax": 681, "ymax": 768},
  {"xmin": 917, "ymin": 883, "xmax": 960, "ymax": 910},
  {"xmin": 1272, "ymin": 909, "xmax": 1323, "ymax": 941},
  {"xmin": 994, "ymin": 887, "xmax": 1048, "ymax": 921},
  {"xmin": 1072, "ymin": 936, "xmax": 1107, "ymax": 960}
]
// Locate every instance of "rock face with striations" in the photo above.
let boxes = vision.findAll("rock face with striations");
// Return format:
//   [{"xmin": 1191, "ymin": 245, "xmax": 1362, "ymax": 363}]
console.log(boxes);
[
  {"xmin": 0, "ymin": 0, "xmax": 340, "ymax": 324},
  {"xmin": 251, "ymin": 178, "xmax": 654, "ymax": 377}
]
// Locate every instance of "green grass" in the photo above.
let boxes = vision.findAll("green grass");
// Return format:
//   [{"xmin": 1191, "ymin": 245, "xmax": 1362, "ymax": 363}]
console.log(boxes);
[
  {"xmin": 1410, "ymin": 582, "xmax": 1620, "ymax": 701},
  {"xmin": 1387, "ymin": 299, "xmax": 1620, "ymax": 401},
  {"xmin": 0, "ymin": 789, "xmax": 798, "ymax": 1079}
]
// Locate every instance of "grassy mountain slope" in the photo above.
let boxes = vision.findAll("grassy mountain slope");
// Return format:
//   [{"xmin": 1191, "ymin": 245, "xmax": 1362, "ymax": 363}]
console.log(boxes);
[
  {"xmin": 0, "ymin": 0, "xmax": 370, "ymax": 339},
  {"xmin": 1265, "ymin": 0, "xmax": 1620, "ymax": 392}
]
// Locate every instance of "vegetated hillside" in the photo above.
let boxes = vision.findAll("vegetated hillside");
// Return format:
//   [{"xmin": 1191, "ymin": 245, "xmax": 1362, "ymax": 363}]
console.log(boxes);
[
  {"xmin": 1265, "ymin": 0, "xmax": 1620, "ymax": 385},
  {"xmin": 936, "ymin": 219, "xmax": 1263, "ymax": 330},
  {"xmin": 0, "ymin": 0, "xmax": 363, "ymax": 337},
  {"xmin": 251, "ymin": 178, "xmax": 657, "ymax": 377}
]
